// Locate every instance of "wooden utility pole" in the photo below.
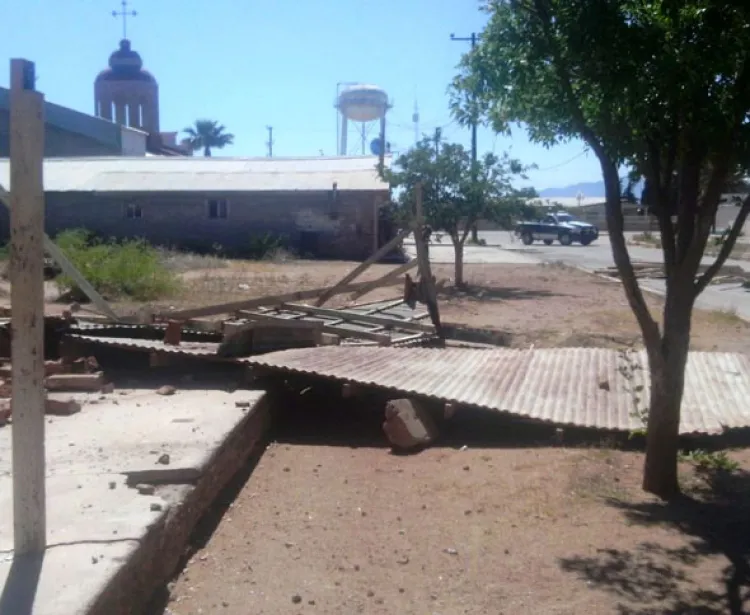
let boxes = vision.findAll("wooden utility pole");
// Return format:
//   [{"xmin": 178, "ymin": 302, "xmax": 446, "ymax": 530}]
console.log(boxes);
[
  {"xmin": 266, "ymin": 125, "xmax": 274, "ymax": 157},
  {"xmin": 9, "ymin": 58, "xmax": 47, "ymax": 554},
  {"xmin": 413, "ymin": 183, "xmax": 442, "ymax": 336},
  {"xmin": 450, "ymin": 33, "xmax": 481, "ymax": 242}
]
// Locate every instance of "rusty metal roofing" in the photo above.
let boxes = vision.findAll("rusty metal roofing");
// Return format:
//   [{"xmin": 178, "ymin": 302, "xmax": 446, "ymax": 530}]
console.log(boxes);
[{"xmin": 243, "ymin": 346, "xmax": 750, "ymax": 435}]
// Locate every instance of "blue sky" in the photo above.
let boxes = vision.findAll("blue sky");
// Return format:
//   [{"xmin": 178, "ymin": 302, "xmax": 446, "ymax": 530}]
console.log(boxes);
[{"xmin": 0, "ymin": 0, "xmax": 603, "ymax": 191}]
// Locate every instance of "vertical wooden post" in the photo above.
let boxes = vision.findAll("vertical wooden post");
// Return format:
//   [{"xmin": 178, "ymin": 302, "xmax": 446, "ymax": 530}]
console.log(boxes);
[
  {"xmin": 10, "ymin": 58, "xmax": 47, "ymax": 554},
  {"xmin": 413, "ymin": 183, "xmax": 442, "ymax": 336},
  {"xmin": 372, "ymin": 196, "xmax": 381, "ymax": 254}
]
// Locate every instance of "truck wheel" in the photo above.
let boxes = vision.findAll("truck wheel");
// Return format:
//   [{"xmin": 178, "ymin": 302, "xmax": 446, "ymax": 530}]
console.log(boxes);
[
  {"xmin": 580, "ymin": 237, "xmax": 593, "ymax": 246},
  {"xmin": 543, "ymin": 239, "xmax": 554, "ymax": 245},
  {"xmin": 559, "ymin": 232, "xmax": 573, "ymax": 246},
  {"xmin": 521, "ymin": 232, "xmax": 534, "ymax": 245}
]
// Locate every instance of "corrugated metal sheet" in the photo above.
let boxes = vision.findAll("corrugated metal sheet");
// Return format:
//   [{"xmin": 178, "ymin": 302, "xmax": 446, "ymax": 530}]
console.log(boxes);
[
  {"xmin": 243, "ymin": 346, "xmax": 750, "ymax": 435},
  {"xmin": 0, "ymin": 155, "xmax": 390, "ymax": 193}
]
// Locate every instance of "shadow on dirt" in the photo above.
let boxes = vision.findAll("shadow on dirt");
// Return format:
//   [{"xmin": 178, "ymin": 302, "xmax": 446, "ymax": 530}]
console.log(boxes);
[
  {"xmin": 559, "ymin": 467, "xmax": 750, "ymax": 614},
  {"xmin": 439, "ymin": 284, "xmax": 562, "ymax": 302}
]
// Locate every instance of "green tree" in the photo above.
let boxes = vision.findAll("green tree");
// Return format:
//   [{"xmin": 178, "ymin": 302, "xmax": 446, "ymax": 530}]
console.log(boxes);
[
  {"xmin": 452, "ymin": 0, "xmax": 750, "ymax": 498},
  {"xmin": 384, "ymin": 133, "xmax": 533, "ymax": 287},
  {"xmin": 182, "ymin": 119, "xmax": 235, "ymax": 157}
]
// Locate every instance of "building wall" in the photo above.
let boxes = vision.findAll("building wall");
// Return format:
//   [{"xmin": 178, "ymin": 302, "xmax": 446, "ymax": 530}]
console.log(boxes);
[
  {"xmin": 0, "ymin": 110, "xmax": 123, "ymax": 158},
  {"xmin": 120, "ymin": 126, "xmax": 148, "ymax": 156},
  {"xmin": 0, "ymin": 190, "xmax": 388, "ymax": 260}
]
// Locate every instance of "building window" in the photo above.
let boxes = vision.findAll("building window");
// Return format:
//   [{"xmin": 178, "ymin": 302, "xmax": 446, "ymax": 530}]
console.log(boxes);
[
  {"xmin": 125, "ymin": 203, "xmax": 143, "ymax": 219},
  {"xmin": 207, "ymin": 199, "xmax": 229, "ymax": 219}
]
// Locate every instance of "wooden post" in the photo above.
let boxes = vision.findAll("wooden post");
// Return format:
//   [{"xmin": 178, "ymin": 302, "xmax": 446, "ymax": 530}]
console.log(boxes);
[
  {"xmin": 10, "ymin": 59, "xmax": 47, "ymax": 554},
  {"xmin": 412, "ymin": 183, "xmax": 442, "ymax": 336}
]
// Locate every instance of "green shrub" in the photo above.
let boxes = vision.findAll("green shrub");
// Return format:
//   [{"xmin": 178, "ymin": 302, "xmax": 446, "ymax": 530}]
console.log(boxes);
[
  {"xmin": 54, "ymin": 229, "xmax": 177, "ymax": 302},
  {"xmin": 247, "ymin": 232, "xmax": 289, "ymax": 260}
]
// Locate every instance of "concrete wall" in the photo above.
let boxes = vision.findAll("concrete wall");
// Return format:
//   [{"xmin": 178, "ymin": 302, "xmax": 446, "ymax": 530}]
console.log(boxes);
[
  {"xmin": 120, "ymin": 126, "xmax": 147, "ymax": 156},
  {"xmin": 0, "ymin": 189, "xmax": 388, "ymax": 260},
  {"xmin": 0, "ymin": 109, "xmax": 123, "ymax": 158}
]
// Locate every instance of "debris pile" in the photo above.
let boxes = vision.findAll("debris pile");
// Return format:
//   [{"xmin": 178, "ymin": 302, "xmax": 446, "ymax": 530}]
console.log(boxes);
[{"xmin": 0, "ymin": 354, "xmax": 112, "ymax": 426}]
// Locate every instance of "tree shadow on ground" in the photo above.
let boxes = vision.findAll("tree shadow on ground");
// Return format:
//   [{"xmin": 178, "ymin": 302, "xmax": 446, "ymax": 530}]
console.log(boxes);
[
  {"xmin": 438, "ymin": 284, "xmax": 562, "ymax": 302},
  {"xmin": 559, "ymin": 467, "xmax": 750, "ymax": 614}
]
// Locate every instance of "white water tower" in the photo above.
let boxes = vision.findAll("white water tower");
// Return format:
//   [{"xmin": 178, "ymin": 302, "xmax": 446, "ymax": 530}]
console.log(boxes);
[{"xmin": 336, "ymin": 84, "xmax": 391, "ymax": 156}]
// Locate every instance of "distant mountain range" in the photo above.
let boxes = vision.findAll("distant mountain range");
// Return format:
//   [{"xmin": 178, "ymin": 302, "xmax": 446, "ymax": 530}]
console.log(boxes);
[{"xmin": 538, "ymin": 180, "xmax": 644, "ymax": 198}]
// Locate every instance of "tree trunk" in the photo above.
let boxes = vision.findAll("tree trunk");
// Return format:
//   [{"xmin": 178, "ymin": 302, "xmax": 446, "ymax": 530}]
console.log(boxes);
[
  {"xmin": 642, "ymin": 284, "xmax": 693, "ymax": 499},
  {"xmin": 471, "ymin": 224, "xmax": 479, "ymax": 243},
  {"xmin": 204, "ymin": 146, "xmax": 211, "ymax": 157},
  {"xmin": 453, "ymin": 241, "xmax": 465, "ymax": 288}
]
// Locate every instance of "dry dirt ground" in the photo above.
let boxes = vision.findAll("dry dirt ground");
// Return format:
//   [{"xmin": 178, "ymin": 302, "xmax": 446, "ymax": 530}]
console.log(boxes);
[
  {"xmin": 163, "ymin": 398, "xmax": 750, "ymax": 615},
  {"xmin": 149, "ymin": 259, "xmax": 750, "ymax": 615},
  {"xmin": 132, "ymin": 259, "xmax": 750, "ymax": 353}
]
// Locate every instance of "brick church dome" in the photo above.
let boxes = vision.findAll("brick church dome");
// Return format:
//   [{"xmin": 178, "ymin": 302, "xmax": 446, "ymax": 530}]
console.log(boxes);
[{"xmin": 96, "ymin": 39, "xmax": 156, "ymax": 83}]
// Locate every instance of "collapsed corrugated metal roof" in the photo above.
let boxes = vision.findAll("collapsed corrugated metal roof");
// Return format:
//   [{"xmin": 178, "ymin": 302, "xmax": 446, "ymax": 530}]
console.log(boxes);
[
  {"xmin": 243, "ymin": 346, "xmax": 750, "ymax": 435},
  {"xmin": 0, "ymin": 155, "xmax": 391, "ymax": 193}
]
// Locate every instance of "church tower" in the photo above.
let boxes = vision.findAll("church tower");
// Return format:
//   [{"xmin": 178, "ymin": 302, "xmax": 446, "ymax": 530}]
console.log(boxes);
[{"xmin": 95, "ymin": 38, "xmax": 160, "ymax": 148}]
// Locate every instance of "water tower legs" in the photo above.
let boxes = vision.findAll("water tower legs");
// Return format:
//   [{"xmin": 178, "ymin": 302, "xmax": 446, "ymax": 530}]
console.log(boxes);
[{"xmin": 339, "ymin": 114, "xmax": 348, "ymax": 156}]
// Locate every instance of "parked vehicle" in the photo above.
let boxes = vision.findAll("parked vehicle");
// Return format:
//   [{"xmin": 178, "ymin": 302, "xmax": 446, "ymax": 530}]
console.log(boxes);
[{"xmin": 514, "ymin": 212, "xmax": 600, "ymax": 246}]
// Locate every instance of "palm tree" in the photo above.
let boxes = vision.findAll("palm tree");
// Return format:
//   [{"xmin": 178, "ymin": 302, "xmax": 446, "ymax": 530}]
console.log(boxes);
[{"xmin": 182, "ymin": 120, "xmax": 234, "ymax": 157}]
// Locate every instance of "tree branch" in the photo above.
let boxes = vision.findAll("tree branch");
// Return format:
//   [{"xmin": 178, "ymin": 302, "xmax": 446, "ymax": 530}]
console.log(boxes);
[{"xmin": 694, "ymin": 194, "xmax": 750, "ymax": 295}]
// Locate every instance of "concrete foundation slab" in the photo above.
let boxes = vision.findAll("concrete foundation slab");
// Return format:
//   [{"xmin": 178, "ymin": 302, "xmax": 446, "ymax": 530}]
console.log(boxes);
[{"xmin": 0, "ymin": 384, "xmax": 270, "ymax": 615}]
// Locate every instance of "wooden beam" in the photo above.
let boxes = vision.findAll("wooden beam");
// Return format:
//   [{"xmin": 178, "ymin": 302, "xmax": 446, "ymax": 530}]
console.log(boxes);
[
  {"xmin": 9, "ymin": 58, "xmax": 47, "ymax": 554},
  {"xmin": 283, "ymin": 303, "xmax": 434, "ymax": 333},
  {"xmin": 413, "ymin": 183, "xmax": 442, "ymax": 336},
  {"xmin": 159, "ymin": 278, "xmax": 407, "ymax": 321},
  {"xmin": 0, "ymin": 188, "xmax": 119, "ymax": 322},
  {"xmin": 314, "ymin": 226, "xmax": 412, "ymax": 306},
  {"xmin": 349, "ymin": 259, "xmax": 419, "ymax": 300}
]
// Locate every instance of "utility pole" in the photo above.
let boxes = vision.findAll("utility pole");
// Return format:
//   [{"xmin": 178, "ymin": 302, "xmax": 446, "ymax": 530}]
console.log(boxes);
[
  {"xmin": 9, "ymin": 58, "xmax": 47, "ymax": 554},
  {"xmin": 433, "ymin": 127, "xmax": 441, "ymax": 157},
  {"xmin": 266, "ymin": 125, "xmax": 273, "ymax": 157},
  {"xmin": 450, "ymin": 32, "xmax": 480, "ymax": 241}
]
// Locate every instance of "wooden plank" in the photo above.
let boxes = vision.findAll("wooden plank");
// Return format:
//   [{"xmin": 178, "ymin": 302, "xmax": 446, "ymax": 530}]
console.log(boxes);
[
  {"xmin": 314, "ymin": 226, "xmax": 412, "ymax": 306},
  {"xmin": 413, "ymin": 183, "xmax": 442, "ymax": 336},
  {"xmin": 238, "ymin": 311, "xmax": 393, "ymax": 345},
  {"xmin": 349, "ymin": 259, "xmax": 419, "ymax": 300},
  {"xmin": 158, "ymin": 278, "xmax": 407, "ymax": 321},
  {"xmin": 0, "ymin": 189, "xmax": 119, "ymax": 322},
  {"xmin": 9, "ymin": 58, "xmax": 47, "ymax": 554},
  {"xmin": 362, "ymin": 298, "xmax": 407, "ymax": 314},
  {"xmin": 283, "ymin": 303, "xmax": 435, "ymax": 333}
]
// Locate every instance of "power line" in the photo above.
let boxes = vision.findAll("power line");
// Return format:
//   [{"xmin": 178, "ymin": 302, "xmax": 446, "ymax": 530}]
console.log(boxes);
[{"xmin": 535, "ymin": 149, "xmax": 589, "ymax": 171}]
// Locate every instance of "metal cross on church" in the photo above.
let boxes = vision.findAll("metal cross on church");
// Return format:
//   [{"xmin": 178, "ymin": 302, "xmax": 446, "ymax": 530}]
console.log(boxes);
[{"xmin": 112, "ymin": 0, "xmax": 137, "ymax": 39}]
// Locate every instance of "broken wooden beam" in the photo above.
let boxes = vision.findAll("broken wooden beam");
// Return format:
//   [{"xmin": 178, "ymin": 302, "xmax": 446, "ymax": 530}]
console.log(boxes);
[
  {"xmin": 282, "ymin": 303, "xmax": 435, "ymax": 333},
  {"xmin": 157, "ymin": 279, "xmax": 408, "ymax": 321},
  {"xmin": 349, "ymin": 259, "xmax": 419, "ymax": 301},
  {"xmin": 314, "ymin": 226, "xmax": 413, "ymax": 307}
]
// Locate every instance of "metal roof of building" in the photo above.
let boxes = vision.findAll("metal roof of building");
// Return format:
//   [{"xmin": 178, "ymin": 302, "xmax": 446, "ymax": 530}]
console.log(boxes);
[
  {"xmin": 0, "ymin": 86, "xmax": 142, "ymax": 149},
  {"xmin": 0, "ymin": 155, "xmax": 391, "ymax": 193}
]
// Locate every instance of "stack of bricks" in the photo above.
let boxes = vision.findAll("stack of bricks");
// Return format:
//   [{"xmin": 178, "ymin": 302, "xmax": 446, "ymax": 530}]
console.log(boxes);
[{"xmin": 0, "ymin": 355, "xmax": 112, "ymax": 426}]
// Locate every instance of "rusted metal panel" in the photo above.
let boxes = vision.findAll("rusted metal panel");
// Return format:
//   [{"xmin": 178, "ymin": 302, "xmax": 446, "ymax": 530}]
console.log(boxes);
[{"xmin": 244, "ymin": 346, "xmax": 750, "ymax": 435}]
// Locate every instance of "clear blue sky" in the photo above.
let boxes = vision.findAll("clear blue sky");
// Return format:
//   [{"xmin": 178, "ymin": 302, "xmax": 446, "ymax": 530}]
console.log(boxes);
[{"xmin": 0, "ymin": 0, "xmax": 603, "ymax": 191}]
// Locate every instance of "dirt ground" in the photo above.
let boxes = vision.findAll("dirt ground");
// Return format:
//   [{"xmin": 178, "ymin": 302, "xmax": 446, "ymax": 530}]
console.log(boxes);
[
  {"xmin": 162, "ymin": 398, "xmax": 750, "ymax": 615},
  {"xmin": 133, "ymin": 258, "xmax": 750, "ymax": 615},
  {"xmin": 132, "ymin": 259, "xmax": 750, "ymax": 354}
]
